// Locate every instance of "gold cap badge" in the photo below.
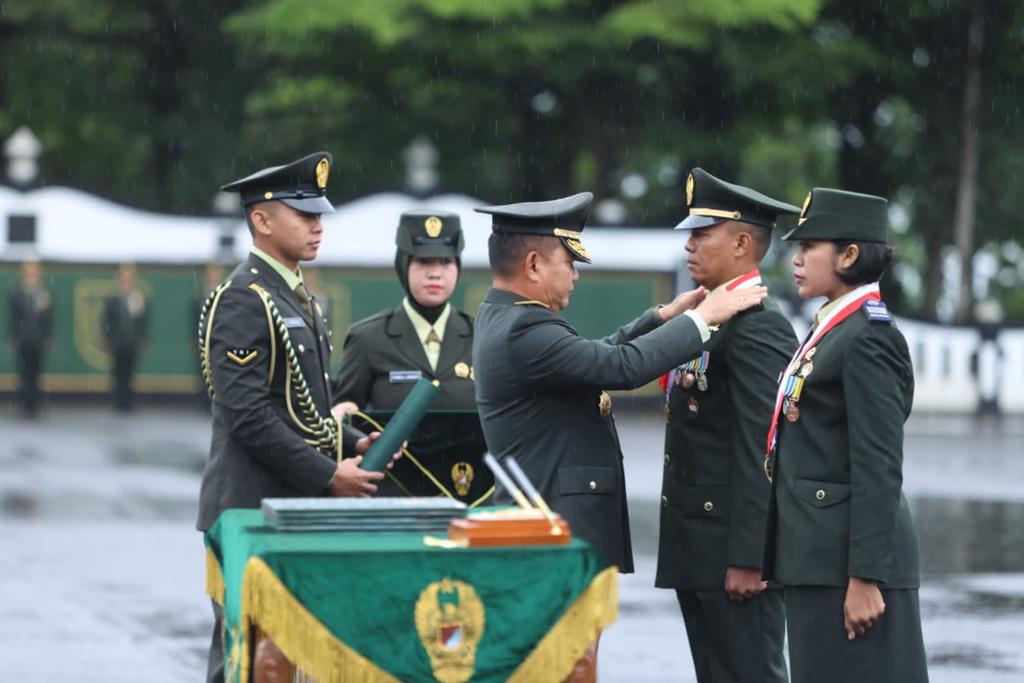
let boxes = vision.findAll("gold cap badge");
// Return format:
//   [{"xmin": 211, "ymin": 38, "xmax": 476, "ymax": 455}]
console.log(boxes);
[
  {"xmin": 799, "ymin": 191, "xmax": 812, "ymax": 224},
  {"xmin": 425, "ymin": 216, "xmax": 443, "ymax": 238},
  {"xmin": 686, "ymin": 173, "xmax": 695, "ymax": 207},
  {"xmin": 316, "ymin": 157, "xmax": 330, "ymax": 189}
]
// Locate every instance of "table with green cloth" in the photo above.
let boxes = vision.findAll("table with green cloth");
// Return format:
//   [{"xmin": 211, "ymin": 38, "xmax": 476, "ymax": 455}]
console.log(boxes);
[{"xmin": 205, "ymin": 509, "xmax": 618, "ymax": 683}]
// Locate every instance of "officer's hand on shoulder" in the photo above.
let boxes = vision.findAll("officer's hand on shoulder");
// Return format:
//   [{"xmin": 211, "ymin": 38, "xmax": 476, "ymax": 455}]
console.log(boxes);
[
  {"xmin": 695, "ymin": 286, "xmax": 767, "ymax": 326},
  {"xmin": 658, "ymin": 287, "xmax": 708, "ymax": 322}
]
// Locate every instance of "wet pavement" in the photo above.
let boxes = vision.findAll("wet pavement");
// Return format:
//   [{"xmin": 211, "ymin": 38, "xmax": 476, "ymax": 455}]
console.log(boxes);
[{"xmin": 1, "ymin": 405, "xmax": 1022, "ymax": 681}]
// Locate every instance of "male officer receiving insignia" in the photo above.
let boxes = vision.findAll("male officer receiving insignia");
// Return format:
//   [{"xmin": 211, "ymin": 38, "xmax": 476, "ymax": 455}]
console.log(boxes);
[
  {"xmin": 473, "ymin": 191, "xmax": 767, "ymax": 576},
  {"xmin": 333, "ymin": 210, "xmax": 490, "ymax": 502},
  {"xmin": 197, "ymin": 152, "xmax": 394, "ymax": 683},
  {"xmin": 656, "ymin": 168, "xmax": 798, "ymax": 683},
  {"xmin": 763, "ymin": 189, "xmax": 928, "ymax": 682}
]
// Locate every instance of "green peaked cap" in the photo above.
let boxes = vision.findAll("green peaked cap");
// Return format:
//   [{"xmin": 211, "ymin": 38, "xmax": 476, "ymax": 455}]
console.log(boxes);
[
  {"xmin": 396, "ymin": 209, "xmax": 464, "ymax": 259},
  {"xmin": 675, "ymin": 167, "xmax": 801, "ymax": 230},
  {"xmin": 782, "ymin": 188, "xmax": 889, "ymax": 243}
]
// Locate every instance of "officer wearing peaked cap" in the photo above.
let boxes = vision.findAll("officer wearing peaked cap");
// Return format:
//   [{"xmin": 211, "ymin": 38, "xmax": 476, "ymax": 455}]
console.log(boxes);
[
  {"xmin": 472, "ymin": 191, "xmax": 769, "ymax": 577},
  {"xmin": 657, "ymin": 168, "xmax": 798, "ymax": 683},
  {"xmin": 197, "ymin": 152, "xmax": 397, "ymax": 683},
  {"xmin": 332, "ymin": 209, "xmax": 493, "ymax": 504},
  {"xmin": 763, "ymin": 188, "xmax": 928, "ymax": 682}
]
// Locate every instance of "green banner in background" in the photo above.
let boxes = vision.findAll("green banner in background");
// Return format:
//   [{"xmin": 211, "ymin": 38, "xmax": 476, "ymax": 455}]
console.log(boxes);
[{"xmin": 1, "ymin": 263, "xmax": 669, "ymax": 394}]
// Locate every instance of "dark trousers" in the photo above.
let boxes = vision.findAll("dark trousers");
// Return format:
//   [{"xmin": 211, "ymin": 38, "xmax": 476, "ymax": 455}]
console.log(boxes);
[
  {"xmin": 111, "ymin": 348, "xmax": 137, "ymax": 411},
  {"xmin": 785, "ymin": 586, "xmax": 929, "ymax": 683},
  {"xmin": 676, "ymin": 588, "xmax": 788, "ymax": 683},
  {"xmin": 207, "ymin": 599, "xmax": 225, "ymax": 683},
  {"xmin": 15, "ymin": 346, "xmax": 43, "ymax": 416}
]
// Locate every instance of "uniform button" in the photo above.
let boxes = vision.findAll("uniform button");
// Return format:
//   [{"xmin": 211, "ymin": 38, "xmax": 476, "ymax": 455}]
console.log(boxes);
[
  {"xmin": 319, "ymin": 335, "xmax": 323, "ymax": 342},
  {"xmin": 661, "ymin": 495, "xmax": 668, "ymax": 508},
  {"xmin": 703, "ymin": 501, "xmax": 714, "ymax": 512},
  {"xmin": 324, "ymin": 372, "xmax": 330, "ymax": 381},
  {"xmin": 249, "ymin": 268, "xmax": 258, "ymax": 274},
  {"xmin": 297, "ymin": 344, "xmax": 305, "ymax": 353},
  {"xmin": 664, "ymin": 453, "xmax": 670, "ymax": 466},
  {"xmin": 589, "ymin": 481, "xmax": 597, "ymax": 491},
  {"xmin": 816, "ymin": 489, "xmax": 826, "ymax": 501}
]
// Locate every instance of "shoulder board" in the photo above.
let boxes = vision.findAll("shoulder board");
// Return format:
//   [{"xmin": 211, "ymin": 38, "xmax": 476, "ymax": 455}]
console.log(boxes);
[{"xmin": 862, "ymin": 299, "xmax": 892, "ymax": 323}]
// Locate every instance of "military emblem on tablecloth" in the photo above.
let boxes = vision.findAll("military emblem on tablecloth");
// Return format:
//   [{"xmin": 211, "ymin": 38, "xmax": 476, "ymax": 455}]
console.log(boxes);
[
  {"xmin": 451, "ymin": 462, "xmax": 474, "ymax": 497},
  {"xmin": 425, "ymin": 216, "xmax": 443, "ymax": 237},
  {"xmin": 415, "ymin": 577, "xmax": 485, "ymax": 683}
]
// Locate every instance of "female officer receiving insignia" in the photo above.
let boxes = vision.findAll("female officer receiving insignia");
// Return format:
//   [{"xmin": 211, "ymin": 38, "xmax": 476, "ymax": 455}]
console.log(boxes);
[{"xmin": 762, "ymin": 188, "xmax": 928, "ymax": 682}]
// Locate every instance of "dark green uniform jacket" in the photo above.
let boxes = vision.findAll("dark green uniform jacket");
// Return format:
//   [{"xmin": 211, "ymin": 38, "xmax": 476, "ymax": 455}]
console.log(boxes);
[
  {"xmin": 196, "ymin": 255, "xmax": 364, "ymax": 532},
  {"xmin": 8, "ymin": 284, "xmax": 53, "ymax": 350},
  {"xmin": 332, "ymin": 303, "xmax": 476, "ymax": 410},
  {"xmin": 473, "ymin": 287, "xmax": 706, "ymax": 572},
  {"xmin": 763, "ymin": 307, "xmax": 920, "ymax": 588},
  {"xmin": 656, "ymin": 299, "xmax": 796, "ymax": 589}
]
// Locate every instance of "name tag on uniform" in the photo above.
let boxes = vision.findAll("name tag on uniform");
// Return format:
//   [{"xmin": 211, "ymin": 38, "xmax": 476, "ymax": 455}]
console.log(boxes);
[
  {"xmin": 389, "ymin": 370, "xmax": 423, "ymax": 384},
  {"xmin": 282, "ymin": 316, "xmax": 306, "ymax": 328}
]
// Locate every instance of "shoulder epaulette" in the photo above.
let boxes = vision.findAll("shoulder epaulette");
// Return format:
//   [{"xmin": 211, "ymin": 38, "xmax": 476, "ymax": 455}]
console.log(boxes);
[{"xmin": 862, "ymin": 299, "xmax": 892, "ymax": 323}]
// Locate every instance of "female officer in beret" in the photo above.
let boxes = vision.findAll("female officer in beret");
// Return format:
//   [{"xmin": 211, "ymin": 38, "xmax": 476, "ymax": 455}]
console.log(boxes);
[{"xmin": 762, "ymin": 188, "xmax": 928, "ymax": 682}]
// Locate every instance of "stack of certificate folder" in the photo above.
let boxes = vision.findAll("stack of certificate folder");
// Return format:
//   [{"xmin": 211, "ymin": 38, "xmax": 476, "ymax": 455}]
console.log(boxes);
[{"xmin": 261, "ymin": 497, "xmax": 468, "ymax": 532}]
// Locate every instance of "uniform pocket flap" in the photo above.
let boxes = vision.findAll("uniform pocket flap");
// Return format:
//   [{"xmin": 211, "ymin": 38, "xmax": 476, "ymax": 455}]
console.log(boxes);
[
  {"xmin": 557, "ymin": 466, "xmax": 617, "ymax": 496},
  {"xmin": 678, "ymin": 485, "xmax": 730, "ymax": 517},
  {"xmin": 795, "ymin": 478, "xmax": 851, "ymax": 508}
]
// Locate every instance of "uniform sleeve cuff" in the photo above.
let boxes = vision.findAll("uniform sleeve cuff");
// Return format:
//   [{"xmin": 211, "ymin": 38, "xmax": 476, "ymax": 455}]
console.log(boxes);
[{"xmin": 683, "ymin": 309, "xmax": 712, "ymax": 343}]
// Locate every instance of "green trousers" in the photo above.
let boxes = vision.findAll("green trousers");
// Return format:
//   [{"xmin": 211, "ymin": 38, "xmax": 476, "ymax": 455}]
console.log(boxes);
[
  {"xmin": 785, "ymin": 586, "xmax": 929, "ymax": 683},
  {"xmin": 676, "ymin": 588, "xmax": 789, "ymax": 683}
]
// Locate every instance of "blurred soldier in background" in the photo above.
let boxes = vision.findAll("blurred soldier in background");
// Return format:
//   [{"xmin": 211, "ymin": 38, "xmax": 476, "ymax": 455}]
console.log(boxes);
[
  {"xmin": 101, "ymin": 263, "xmax": 148, "ymax": 412},
  {"xmin": 8, "ymin": 260, "xmax": 53, "ymax": 418}
]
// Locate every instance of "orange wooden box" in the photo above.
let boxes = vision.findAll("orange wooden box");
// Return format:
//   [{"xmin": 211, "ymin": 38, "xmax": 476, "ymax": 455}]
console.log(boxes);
[{"xmin": 448, "ymin": 510, "xmax": 571, "ymax": 547}]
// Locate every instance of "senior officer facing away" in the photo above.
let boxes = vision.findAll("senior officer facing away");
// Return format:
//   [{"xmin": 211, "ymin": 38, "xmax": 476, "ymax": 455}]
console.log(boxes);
[
  {"xmin": 472, "ymin": 191, "xmax": 767, "ymax": 575},
  {"xmin": 656, "ymin": 168, "xmax": 799, "ymax": 683},
  {"xmin": 197, "ymin": 152, "xmax": 396, "ymax": 683}
]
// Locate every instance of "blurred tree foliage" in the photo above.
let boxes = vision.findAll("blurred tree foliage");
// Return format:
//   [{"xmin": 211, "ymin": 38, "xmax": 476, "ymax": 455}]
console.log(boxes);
[{"xmin": 1, "ymin": 0, "xmax": 1022, "ymax": 321}]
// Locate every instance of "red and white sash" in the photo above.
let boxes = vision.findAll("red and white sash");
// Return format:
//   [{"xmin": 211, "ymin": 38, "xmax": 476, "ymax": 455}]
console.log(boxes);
[{"xmin": 764, "ymin": 282, "xmax": 881, "ymax": 458}]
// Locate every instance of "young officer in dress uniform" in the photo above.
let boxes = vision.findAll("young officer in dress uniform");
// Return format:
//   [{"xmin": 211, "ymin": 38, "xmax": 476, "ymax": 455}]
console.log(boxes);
[
  {"xmin": 472, "ymin": 191, "xmax": 768, "ymax": 575},
  {"xmin": 762, "ymin": 188, "xmax": 929, "ymax": 683},
  {"xmin": 7, "ymin": 260, "xmax": 53, "ymax": 417},
  {"xmin": 197, "ymin": 151, "xmax": 394, "ymax": 683},
  {"xmin": 332, "ymin": 209, "xmax": 475, "ymax": 411},
  {"xmin": 332, "ymin": 210, "xmax": 488, "ymax": 501},
  {"xmin": 656, "ymin": 168, "xmax": 798, "ymax": 683}
]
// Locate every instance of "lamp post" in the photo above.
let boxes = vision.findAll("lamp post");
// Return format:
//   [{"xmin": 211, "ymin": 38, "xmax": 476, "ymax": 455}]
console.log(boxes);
[
  {"xmin": 4, "ymin": 126, "xmax": 42, "ymax": 187},
  {"xmin": 212, "ymin": 190, "xmax": 240, "ymax": 263}
]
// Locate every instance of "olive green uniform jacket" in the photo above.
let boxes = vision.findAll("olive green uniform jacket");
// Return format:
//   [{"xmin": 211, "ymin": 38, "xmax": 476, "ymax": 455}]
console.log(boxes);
[
  {"xmin": 763, "ymin": 307, "xmax": 920, "ymax": 588},
  {"xmin": 332, "ymin": 303, "xmax": 476, "ymax": 410},
  {"xmin": 656, "ymin": 299, "xmax": 796, "ymax": 589},
  {"xmin": 196, "ymin": 255, "xmax": 364, "ymax": 532},
  {"xmin": 473, "ymin": 287, "xmax": 707, "ymax": 572}
]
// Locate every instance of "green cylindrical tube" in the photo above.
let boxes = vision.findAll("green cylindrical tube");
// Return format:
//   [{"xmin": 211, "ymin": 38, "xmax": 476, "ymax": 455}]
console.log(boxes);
[{"xmin": 359, "ymin": 378, "xmax": 441, "ymax": 471}]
